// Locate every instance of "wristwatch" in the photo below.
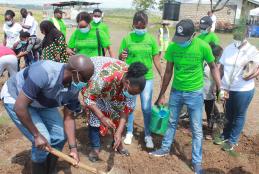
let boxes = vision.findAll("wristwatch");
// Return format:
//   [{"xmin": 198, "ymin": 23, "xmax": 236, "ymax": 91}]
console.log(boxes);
[{"xmin": 69, "ymin": 144, "xmax": 77, "ymax": 149}]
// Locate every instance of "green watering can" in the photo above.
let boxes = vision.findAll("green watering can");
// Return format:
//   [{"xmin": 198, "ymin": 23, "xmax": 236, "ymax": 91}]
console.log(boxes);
[{"xmin": 150, "ymin": 105, "xmax": 170, "ymax": 135}]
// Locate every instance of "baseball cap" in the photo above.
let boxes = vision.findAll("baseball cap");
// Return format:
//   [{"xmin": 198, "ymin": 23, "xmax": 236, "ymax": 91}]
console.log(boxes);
[
  {"xmin": 54, "ymin": 8, "xmax": 64, "ymax": 14},
  {"xmin": 200, "ymin": 16, "xmax": 213, "ymax": 29},
  {"xmin": 173, "ymin": 19, "xmax": 195, "ymax": 43}
]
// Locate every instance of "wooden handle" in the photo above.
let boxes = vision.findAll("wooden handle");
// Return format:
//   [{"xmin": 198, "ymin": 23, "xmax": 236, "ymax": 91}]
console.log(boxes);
[{"xmin": 46, "ymin": 147, "xmax": 106, "ymax": 174}]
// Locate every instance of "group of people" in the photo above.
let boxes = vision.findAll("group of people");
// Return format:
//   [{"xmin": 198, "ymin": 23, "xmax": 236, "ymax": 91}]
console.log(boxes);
[{"xmin": 0, "ymin": 7, "xmax": 258, "ymax": 174}]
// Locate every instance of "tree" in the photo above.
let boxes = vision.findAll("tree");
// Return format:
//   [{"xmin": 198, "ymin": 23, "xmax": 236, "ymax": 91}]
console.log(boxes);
[
  {"xmin": 210, "ymin": 0, "xmax": 230, "ymax": 12},
  {"xmin": 132, "ymin": 0, "xmax": 157, "ymax": 11}
]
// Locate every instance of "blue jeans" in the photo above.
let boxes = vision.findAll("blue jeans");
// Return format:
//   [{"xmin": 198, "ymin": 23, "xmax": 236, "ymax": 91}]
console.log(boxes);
[
  {"xmin": 4, "ymin": 103, "xmax": 66, "ymax": 163},
  {"xmin": 222, "ymin": 89, "xmax": 254, "ymax": 145},
  {"xmin": 161, "ymin": 89, "xmax": 204, "ymax": 165},
  {"xmin": 89, "ymin": 126, "xmax": 101, "ymax": 149},
  {"xmin": 126, "ymin": 80, "xmax": 153, "ymax": 136}
]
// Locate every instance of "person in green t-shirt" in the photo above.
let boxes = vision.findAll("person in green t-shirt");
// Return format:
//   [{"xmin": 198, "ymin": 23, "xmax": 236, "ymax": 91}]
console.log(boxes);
[
  {"xmin": 149, "ymin": 19, "xmax": 222, "ymax": 174},
  {"xmin": 49, "ymin": 8, "xmax": 67, "ymax": 38},
  {"xmin": 198, "ymin": 16, "xmax": 219, "ymax": 45},
  {"xmin": 67, "ymin": 12, "xmax": 114, "ymax": 58},
  {"xmin": 90, "ymin": 9, "xmax": 110, "ymax": 38},
  {"xmin": 119, "ymin": 11, "xmax": 162, "ymax": 149}
]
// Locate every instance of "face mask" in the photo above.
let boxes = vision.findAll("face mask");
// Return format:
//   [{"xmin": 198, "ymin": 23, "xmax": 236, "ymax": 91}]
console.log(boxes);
[
  {"xmin": 5, "ymin": 21, "xmax": 13, "ymax": 26},
  {"xmin": 200, "ymin": 29, "xmax": 208, "ymax": 35},
  {"xmin": 71, "ymin": 70, "xmax": 87, "ymax": 90},
  {"xmin": 72, "ymin": 81, "xmax": 87, "ymax": 90},
  {"xmin": 79, "ymin": 27, "xmax": 90, "ymax": 33},
  {"xmin": 123, "ymin": 88, "xmax": 134, "ymax": 99},
  {"xmin": 93, "ymin": 17, "xmax": 101, "ymax": 23},
  {"xmin": 20, "ymin": 41, "xmax": 27, "ymax": 45},
  {"xmin": 177, "ymin": 40, "xmax": 192, "ymax": 48},
  {"xmin": 134, "ymin": 28, "xmax": 147, "ymax": 36}
]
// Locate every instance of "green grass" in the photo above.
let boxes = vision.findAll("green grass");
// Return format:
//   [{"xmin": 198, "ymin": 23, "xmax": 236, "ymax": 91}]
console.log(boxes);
[{"xmin": 0, "ymin": 113, "xmax": 11, "ymax": 126}]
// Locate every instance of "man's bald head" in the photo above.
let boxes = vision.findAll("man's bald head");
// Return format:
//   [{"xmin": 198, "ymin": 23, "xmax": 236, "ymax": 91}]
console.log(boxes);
[{"xmin": 67, "ymin": 55, "xmax": 94, "ymax": 82}]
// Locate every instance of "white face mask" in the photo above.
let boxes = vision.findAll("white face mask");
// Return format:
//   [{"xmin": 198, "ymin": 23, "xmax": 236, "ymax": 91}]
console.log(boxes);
[
  {"xmin": 93, "ymin": 17, "xmax": 101, "ymax": 23},
  {"xmin": 5, "ymin": 21, "xmax": 13, "ymax": 26}
]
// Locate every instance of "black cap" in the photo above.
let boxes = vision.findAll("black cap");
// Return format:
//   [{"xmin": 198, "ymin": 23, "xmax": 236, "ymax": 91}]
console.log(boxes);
[
  {"xmin": 173, "ymin": 19, "xmax": 195, "ymax": 43},
  {"xmin": 200, "ymin": 16, "xmax": 213, "ymax": 29},
  {"xmin": 54, "ymin": 8, "xmax": 64, "ymax": 14}
]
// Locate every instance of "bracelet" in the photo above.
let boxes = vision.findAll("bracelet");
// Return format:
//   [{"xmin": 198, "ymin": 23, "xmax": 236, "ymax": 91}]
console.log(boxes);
[{"xmin": 69, "ymin": 144, "xmax": 77, "ymax": 149}]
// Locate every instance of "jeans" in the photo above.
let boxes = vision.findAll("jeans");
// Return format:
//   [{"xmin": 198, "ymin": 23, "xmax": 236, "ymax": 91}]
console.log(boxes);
[
  {"xmin": 4, "ymin": 103, "xmax": 66, "ymax": 163},
  {"xmin": 161, "ymin": 89, "xmax": 204, "ymax": 165},
  {"xmin": 126, "ymin": 80, "xmax": 153, "ymax": 136},
  {"xmin": 222, "ymin": 89, "xmax": 254, "ymax": 145},
  {"xmin": 89, "ymin": 126, "xmax": 101, "ymax": 149}
]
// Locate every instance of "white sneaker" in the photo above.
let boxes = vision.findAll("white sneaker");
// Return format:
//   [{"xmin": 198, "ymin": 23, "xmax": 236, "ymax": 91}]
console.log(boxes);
[
  {"xmin": 145, "ymin": 136, "xmax": 154, "ymax": 149},
  {"xmin": 124, "ymin": 133, "xmax": 133, "ymax": 145}
]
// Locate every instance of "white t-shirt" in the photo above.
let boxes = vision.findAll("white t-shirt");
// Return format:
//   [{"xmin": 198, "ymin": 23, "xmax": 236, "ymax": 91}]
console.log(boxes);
[
  {"xmin": 220, "ymin": 42, "xmax": 259, "ymax": 91},
  {"xmin": 22, "ymin": 15, "xmax": 38, "ymax": 36},
  {"xmin": 3, "ymin": 23, "xmax": 22, "ymax": 48},
  {"xmin": 210, "ymin": 14, "xmax": 217, "ymax": 32}
]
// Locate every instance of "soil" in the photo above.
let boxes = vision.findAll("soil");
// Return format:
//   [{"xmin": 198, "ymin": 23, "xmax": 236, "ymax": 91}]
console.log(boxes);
[{"xmin": 0, "ymin": 22, "xmax": 259, "ymax": 174}]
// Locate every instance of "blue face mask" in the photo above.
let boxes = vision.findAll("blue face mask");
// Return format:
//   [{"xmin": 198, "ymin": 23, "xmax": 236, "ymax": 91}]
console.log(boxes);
[
  {"xmin": 71, "ymin": 70, "xmax": 87, "ymax": 90},
  {"xmin": 123, "ymin": 88, "xmax": 134, "ymax": 99},
  {"xmin": 134, "ymin": 28, "xmax": 147, "ymax": 35},
  {"xmin": 177, "ymin": 40, "xmax": 192, "ymax": 48},
  {"xmin": 72, "ymin": 81, "xmax": 87, "ymax": 90},
  {"xmin": 79, "ymin": 27, "xmax": 90, "ymax": 33},
  {"xmin": 200, "ymin": 29, "xmax": 208, "ymax": 35}
]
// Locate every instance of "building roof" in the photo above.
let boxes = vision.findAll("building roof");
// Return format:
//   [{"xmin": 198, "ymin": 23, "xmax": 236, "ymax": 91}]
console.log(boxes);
[{"xmin": 48, "ymin": 1, "xmax": 100, "ymax": 7}]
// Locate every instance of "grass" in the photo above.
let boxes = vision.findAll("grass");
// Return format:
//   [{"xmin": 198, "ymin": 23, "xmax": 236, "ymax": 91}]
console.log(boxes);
[{"xmin": 0, "ymin": 113, "xmax": 11, "ymax": 126}]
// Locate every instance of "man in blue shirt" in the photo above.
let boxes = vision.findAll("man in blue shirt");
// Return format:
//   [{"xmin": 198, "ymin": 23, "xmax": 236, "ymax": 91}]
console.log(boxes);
[{"xmin": 1, "ymin": 55, "xmax": 94, "ymax": 174}]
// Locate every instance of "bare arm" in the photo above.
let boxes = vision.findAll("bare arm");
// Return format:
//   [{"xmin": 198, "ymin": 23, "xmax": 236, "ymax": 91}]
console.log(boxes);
[
  {"xmin": 113, "ymin": 112, "xmax": 127, "ymax": 149},
  {"xmin": 153, "ymin": 54, "xmax": 163, "ymax": 78},
  {"xmin": 208, "ymin": 62, "xmax": 221, "ymax": 90},
  {"xmin": 14, "ymin": 91, "xmax": 51, "ymax": 150},
  {"xmin": 156, "ymin": 62, "xmax": 174, "ymax": 105},
  {"xmin": 107, "ymin": 46, "xmax": 115, "ymax": 58},
  {"xmin": 63, "ymin": 106, "xmax": 79, "ymax": 163}
]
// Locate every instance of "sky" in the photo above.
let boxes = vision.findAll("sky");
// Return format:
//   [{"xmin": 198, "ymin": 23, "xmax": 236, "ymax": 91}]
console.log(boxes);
[{"xmin": 0, "ymin": 0, "xmax": 134, "ymax": 8}]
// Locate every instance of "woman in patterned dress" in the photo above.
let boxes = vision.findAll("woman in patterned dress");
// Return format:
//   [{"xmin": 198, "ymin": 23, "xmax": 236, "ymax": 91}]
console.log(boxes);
[
  {"xmin": 81, "ymin": 57, "xmax": 147, "ymax": 162},
  {"xmin": 40, "ymin": 20, "xmax": 69, "ymax": 63}
]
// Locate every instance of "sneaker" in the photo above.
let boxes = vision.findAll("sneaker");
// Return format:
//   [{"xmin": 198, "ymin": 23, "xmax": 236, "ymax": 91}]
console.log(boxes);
[
  {"xmin": 145, "ymin": 136, "xmax": 154, "ymax": 149},
  {"xmin": 193, "ymin": 164, "xmax": 203, "ymax": 174},
  {"xmin": 222, "ymin": 141, "xmax": 238, "ymax": 152},
  {"xmin": 124, "ymin": 133, "xmax": 133, "ymax": 145},
  {"xmin": 214, "ymin": 136, "xmax": 228, "ymax": 145},
  {"xmin": 149, "ymin": 148, "xmax": 169, "ymax": 157}
]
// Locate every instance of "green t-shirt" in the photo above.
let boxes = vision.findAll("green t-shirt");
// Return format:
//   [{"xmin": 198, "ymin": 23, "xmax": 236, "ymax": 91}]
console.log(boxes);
[
  {"xmin": 90, "ymin": 21, "xmax": 110, "ymax": 37},
  {"xmin": 68, "ymin": 28, "xmax": 111, "ymax": 57},
  {"xmin": 49, "ymin": 18, "xmax": 67, "ymax": 38},
  {"xmin": 165, "ymin": 38, "xmax": 215, "ymax": 91},
  {"xmin": 119, "ymin": 32, "xmax": 159, "ymax": 80},
  {"xmin": 197, "ymin": 32, "xmax": 220, "ymax": 45}
]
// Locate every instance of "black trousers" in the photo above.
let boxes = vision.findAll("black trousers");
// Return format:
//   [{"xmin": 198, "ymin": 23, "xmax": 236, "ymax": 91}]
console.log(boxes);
[{"xmin": 204, "ymin": 99, "xmax": 220, "ymax": 131}]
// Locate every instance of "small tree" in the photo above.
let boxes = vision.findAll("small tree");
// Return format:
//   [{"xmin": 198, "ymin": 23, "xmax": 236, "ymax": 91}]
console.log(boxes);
[{"xmin": 132, "ymin": 0, "xmax": 157, "ymax": 11}]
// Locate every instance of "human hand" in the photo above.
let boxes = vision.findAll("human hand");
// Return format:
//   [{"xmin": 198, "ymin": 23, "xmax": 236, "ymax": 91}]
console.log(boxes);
[
  {"xmin": 34, "ymin": 134, "xmax": 51, "ymax": 151},
  {"xmin": 100, "ymin": 117, "xmax": 116, "ymax": 130},
  {"xmin": 155, "ymin": 95, "xmax": 166, "ymax": 106},
  {"xmin": 113, "ymin": 132, "xmax": 122, "ymax": 150},
  {"xmin": 216, "ymin": 89, "xmax": 229, "ymax": 101},
  {"xmin": 119, "ymin": 50, "xmax": 128, "ymax": 61},
  {"xmin": 69, "ymin": 148, "xmax": 80, "ymax": 167},
  {"xmin": 67, "ymin": 48, "xmax": 75, "ymax": 56}
]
